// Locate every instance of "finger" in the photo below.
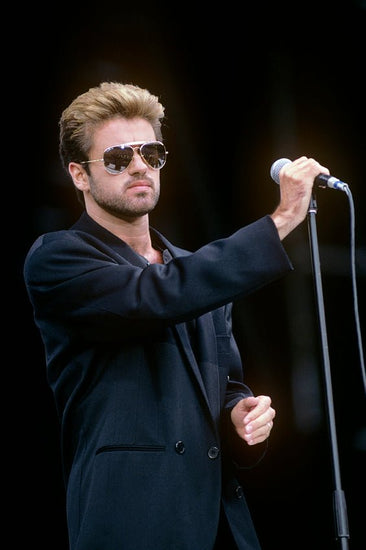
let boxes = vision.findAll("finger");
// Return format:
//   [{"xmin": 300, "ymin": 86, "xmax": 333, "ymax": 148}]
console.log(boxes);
[
  {"xmin": 245, "ymin": 405, "xmax": 276, "ymax": 429},
  {"xmin": 285, "ymin": 157, "xmax": 330, "ymax": 180},
  {"xmin": 244, "ymin": 395, "xmax": 272, "ymax": 424},
  {"xmin": 246, "ymin": 421, "xmax": 273, "ymax": 445}
]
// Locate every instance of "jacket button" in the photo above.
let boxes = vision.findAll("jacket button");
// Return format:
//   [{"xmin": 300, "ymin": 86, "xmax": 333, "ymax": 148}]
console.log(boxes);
[
  {"xmin": 175, "ymin": 441, "xmax": 185, "ymax": 454},
  {"xmin": 235, "ymin": 485, "xmax": 244, "ymax": 499},
  {"xmin": 207, "ymin": 446, "xmax": 220, "ymax": 459}
]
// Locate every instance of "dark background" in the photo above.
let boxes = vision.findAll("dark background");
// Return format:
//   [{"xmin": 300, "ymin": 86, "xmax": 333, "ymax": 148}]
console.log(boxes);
[{"xmin": 15, "ymin": 2, "xmax": 365, "ymax": 549}]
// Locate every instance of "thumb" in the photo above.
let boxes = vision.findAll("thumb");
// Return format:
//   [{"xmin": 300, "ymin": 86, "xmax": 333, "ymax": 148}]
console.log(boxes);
[{"xmin": 241, "ymin": 395, "xmax": 259, "ymax": 411}]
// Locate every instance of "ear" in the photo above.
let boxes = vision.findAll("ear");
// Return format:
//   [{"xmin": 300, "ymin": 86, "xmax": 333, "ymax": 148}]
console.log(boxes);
[{"xmin": 68, "ymin": 162, "xmax": 90, "ymax": 192}]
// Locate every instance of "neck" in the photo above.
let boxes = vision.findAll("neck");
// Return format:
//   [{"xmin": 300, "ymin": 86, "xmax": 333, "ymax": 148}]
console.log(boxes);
[{"xmin": 86, "ymin": 209, "xmax": 163, "ymax": 264}]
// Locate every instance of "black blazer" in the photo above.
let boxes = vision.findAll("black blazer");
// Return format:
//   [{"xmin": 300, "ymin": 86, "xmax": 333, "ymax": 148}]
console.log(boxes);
[{"xmin": 24, "ymin": 212, "xmax": 292, "ymax": 550}]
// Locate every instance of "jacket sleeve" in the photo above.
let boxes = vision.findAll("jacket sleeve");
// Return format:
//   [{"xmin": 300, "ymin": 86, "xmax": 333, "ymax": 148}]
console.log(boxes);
[{"xmin": 23, "ymin": 215, "xmax": 293, "ymax": 343}]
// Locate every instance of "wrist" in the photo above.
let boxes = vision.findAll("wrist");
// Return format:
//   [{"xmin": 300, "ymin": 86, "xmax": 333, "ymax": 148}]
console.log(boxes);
[{"xmin": 270, "ymin": 209, "xmax": 301, "ymax": 240}]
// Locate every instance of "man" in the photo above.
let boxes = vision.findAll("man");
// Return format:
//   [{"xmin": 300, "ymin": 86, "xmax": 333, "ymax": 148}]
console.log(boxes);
[{"xmin": 23, "ymin": 81, "xmax": 330, "ymax": 550}]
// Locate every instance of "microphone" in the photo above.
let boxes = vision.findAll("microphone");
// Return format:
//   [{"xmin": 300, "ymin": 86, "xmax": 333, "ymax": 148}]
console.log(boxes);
[{"xmin": 270, "ymin": 158, "xmax": 348, "ymax": 191}]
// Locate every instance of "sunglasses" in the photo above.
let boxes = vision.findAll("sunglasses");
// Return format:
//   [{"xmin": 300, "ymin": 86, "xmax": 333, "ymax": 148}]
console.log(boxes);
[{"xmin": 81, "ymin": 141, "xmax": 168, "ymax": 175}]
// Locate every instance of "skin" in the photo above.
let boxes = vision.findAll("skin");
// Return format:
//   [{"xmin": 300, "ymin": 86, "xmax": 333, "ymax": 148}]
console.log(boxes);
[
  {"xmin": 68, "ymin": 116, "xmax": 331, "ymax": 447},
  {"xmin": 69, "ymin": 118, "xmax": 163, "ymax": 264}
]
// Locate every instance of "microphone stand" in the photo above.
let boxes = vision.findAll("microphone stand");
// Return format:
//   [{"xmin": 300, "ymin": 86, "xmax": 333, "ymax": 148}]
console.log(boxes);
[{"xmin": 307, "ymin": 192, "xmax": 350, "ymax": 549}]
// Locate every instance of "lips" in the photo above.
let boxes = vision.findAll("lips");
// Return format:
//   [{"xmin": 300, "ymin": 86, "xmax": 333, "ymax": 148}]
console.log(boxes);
[{"xmin": 127, "ymin": 180, "xmax": 152, "ymax": 190}]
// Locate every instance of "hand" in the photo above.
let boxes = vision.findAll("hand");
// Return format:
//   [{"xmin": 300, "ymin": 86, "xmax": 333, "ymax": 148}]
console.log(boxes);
[
  {"xmin": 270, "ymin": 156, "xmax": 330, "ymax": 240},
  {"xmin": 231, "ymin": 395, "xmax": 276, "ymax": 446}
]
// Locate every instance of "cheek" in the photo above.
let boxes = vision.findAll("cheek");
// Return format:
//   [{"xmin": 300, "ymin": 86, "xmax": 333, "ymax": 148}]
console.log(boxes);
[{"xmin": 88, "ymin": 173, "xmax": 113, "ymax": 194}]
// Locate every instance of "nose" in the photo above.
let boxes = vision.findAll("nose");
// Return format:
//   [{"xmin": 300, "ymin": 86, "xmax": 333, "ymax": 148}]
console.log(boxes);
[{"xmin": 127, "ymin": 148, "xmax": 147, "ymax": 173}]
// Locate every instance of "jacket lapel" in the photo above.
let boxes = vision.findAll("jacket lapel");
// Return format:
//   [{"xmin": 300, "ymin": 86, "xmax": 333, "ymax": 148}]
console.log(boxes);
[
  {"xmin": 194, "ymin": 315, "xmax": 221, "ymax": 423},
  {"xmin": 174, "ymin": 314, "xmax": 220, "ymax": 427}
]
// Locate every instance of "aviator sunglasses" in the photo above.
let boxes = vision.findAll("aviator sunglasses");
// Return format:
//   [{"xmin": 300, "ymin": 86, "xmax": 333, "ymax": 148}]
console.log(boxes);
[{"xmin": 80, "ymin": 141, "xmax": 168, "ymax": 175}]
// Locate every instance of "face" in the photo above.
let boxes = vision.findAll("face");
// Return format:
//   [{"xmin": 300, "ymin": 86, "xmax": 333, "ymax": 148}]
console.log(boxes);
[{"xmin": 73, "ymin": 117, "xmax": 162, "ymax": 220}]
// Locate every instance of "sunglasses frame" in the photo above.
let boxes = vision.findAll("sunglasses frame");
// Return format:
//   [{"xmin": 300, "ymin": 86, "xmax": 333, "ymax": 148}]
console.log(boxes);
[{"xmin": 80, "ymin": 140, "xmax": 168, "ymax": 174}]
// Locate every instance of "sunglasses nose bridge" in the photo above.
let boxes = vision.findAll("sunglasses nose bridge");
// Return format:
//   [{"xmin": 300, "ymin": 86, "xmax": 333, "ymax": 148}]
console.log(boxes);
[{"xmin": 128, "ymin": 145, "xmax": 147, "ymax": 170}]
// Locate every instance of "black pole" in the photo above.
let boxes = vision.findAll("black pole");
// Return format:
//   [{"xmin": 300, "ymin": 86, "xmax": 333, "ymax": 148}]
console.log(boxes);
[{"xmin": 307, "ymin": 192, "xmax": 350, "ymax": 549}]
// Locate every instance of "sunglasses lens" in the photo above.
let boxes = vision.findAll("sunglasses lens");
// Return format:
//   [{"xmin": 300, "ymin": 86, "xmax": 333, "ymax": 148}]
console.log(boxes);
[
  {"xmin": 104, "ymin": 145, "xmax": 133, "ymax": 174},
  {"xmin": 141, "ymin": 142, "xmax": 167, "ymax": 169},
  {"xmin": 102, "ymin": 142, "xmax": 167, "ymax": 174}
]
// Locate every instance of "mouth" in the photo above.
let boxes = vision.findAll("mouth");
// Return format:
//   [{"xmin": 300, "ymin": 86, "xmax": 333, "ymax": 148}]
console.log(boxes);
[{"xmin": 127, "ymin": 180, "xmax": 152, "ymax": 191}]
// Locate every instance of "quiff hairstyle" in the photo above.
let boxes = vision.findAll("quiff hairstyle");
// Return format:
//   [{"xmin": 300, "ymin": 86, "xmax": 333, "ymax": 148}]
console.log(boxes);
[{"xmin": 59, "ymin": 81, "xmax": 166, "ymax": 205}]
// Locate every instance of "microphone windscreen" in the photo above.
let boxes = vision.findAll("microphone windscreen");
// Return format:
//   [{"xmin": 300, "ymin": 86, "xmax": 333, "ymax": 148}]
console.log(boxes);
[{"xmin": 270, "ymin": 158, "xmax": 291, "ymax": 184}]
